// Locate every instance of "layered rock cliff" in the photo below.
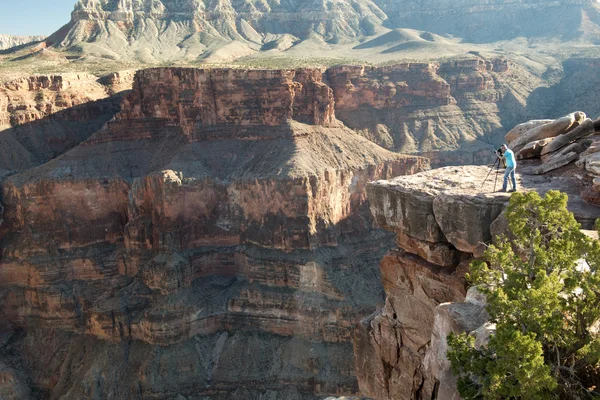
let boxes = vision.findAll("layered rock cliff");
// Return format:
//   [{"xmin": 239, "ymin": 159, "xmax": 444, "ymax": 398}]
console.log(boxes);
[
  {"xmin": 374, "ymin": 0, "xmax": 600, "ymax": 43},
  {"xmin": 0, "ymin": 67, "xmax": 427, "ymax": 399},
  {"xmin": 0, "ymin": 35, "xmax": 45, "ymax": 51},
  {"xmin": 356, "ymin": 162, "xmax": 600, "ymax": 399},
  {"xmin": 0, "ymin": 72, "xmax": 133, "ymax": 180},
  {"xmin": 328, "ymin": 58, "xmax": 536, "ymax": 166},
  {"xmin": 49, "ymin": 0, "xmax": 387, "ymax": 61},
  {"xmin": 27, "ymin": 0, "xmax": 600, "ymax": 62}
]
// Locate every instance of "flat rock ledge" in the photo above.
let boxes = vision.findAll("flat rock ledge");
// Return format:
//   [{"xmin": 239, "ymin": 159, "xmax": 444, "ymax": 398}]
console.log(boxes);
[{"xmin": 368, "ymin": 165, "xmax": 600, "ymax": 266}]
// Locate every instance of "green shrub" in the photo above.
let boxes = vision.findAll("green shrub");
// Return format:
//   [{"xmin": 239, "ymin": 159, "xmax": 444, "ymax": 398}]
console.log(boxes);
[{"xmin": 448, "ymin": 190, "xmax": 600, "ymax": 399}]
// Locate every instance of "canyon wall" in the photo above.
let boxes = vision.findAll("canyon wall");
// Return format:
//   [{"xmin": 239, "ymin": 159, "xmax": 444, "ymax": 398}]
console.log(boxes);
[
  {"xmin": 328, "ymin": 58, "xmax": 537, "ymax": 166},
  {"xmin": 38, "ymin": 0, "xmax": 600, "ymax": 62},
  {"xmin": 0, "ymin": 72, "xmax": 133, "ymax": 179},
  {"xmin": 374, "ymin": 0, "xmax": 599, "ymax": 43},
  {"xmin": 0, "ymin": 67, "xmax": 427, "ymax": 399}
]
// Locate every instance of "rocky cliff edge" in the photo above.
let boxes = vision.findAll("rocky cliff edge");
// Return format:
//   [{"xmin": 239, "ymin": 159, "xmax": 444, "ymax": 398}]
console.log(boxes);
[{"xmin": 357, "ymin": 149, "xmax": 600, "ymax": 399}]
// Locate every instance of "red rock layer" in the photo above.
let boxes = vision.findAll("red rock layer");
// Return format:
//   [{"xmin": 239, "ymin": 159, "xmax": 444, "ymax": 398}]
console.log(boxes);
[
  {"xmin": 0, "ymin": 67, "xmax": 428, "ymax": 399},
  {"xmin": 328, "ymin": 58, "xmax": 533, "ymax": 162},
  {"xmin": 0, "ymin": 73, "xmax": 129, "ymax": 127}
]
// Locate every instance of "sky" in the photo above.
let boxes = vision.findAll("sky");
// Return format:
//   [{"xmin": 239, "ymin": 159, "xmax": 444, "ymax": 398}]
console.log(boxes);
[{"xmin": 0, "ymin": 0, "xmax": 76, "ymax": 36}]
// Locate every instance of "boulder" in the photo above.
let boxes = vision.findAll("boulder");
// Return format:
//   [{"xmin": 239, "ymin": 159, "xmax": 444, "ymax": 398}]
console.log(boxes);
[
  {"xmin": 510, "ymin": 111, "xmax": 586, "ymax": 153},
  {"xmin": 433, "ymin": 192, "xmax": 507, "ymax": 253},
  {"xmin": 473, "ymin": 322, "xmax": 496, "ymax": 349},
  {"xmin": 490, "ymin": 209, "xmax": 511, "ymax": 244},
  {"xmin": 505, "ymin": 119, "xmax": 553, "ymax": 144},
  {"xmin": 594, "ymin": 117, "xmax": 600, "ymax": 132},
  {"xmin": 397, "ymin": 232, "xmax": 463, "ymax": 268},
  {"xmin": 515, "ymin": 138, "xmax": 554, "ymax": 160},
  {"xmin": 422, "ymin": 287, "xmax": 488, "ymax": 400},
  {"xmin": 540, "ymin": 119, "xmax": 594, "ymax": 157},
  {"xmin": 576, "ymin": 142, "xmax": 600, "ymax": 172},
  {"xmin": 582, "ymin": 187, "xmax": 600, "ymax": 206},
  {"xmin": 533, "ymin": 151, "xmax": 579, "ymax": 175}
]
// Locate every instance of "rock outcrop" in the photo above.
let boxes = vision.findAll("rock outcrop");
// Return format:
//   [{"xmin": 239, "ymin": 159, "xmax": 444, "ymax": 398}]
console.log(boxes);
[
  {"xmin": 0, "ymin": 34, "xmax": 45, "ymax": 51},
  {"xmin": 0, "ymin": 72, "xmax": 133, "ymax": 179},
  {"xmin": 328, "ymin": 58, "xmax": 531, "ymax": 166},
  {"xmin": 506, "ymin": 111, "xmax": 598, "ymax": 176},
  {"xmin": 355, "ymin": 163, "xmax": 600, "ymax": 399},
  {"xmin": 0, "ymin": 67, "xmax": 427, "ymax": 399}
]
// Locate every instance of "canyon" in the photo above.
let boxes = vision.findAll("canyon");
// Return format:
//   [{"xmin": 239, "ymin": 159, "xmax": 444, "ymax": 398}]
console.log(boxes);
[
  {"xmin": 0, "ymin": 66, "xmax": 428, "ymax": 399},
  {"xmin": 1, "ymin": 0, "xmax": 600, "ymax": 398},
  {"xmin": 0, "ymin": 57, "xmax": 599, "ymax": 399}
]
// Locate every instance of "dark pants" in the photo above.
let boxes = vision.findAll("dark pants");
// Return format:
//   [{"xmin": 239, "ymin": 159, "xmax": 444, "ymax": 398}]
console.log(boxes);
[{"xmin": 502, "ymin": 166, "xmax": 516, "ymax": 191}]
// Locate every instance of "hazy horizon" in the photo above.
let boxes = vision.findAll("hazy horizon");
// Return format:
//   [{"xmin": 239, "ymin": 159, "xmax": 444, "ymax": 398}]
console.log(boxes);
[{"xmin": 0, "ymin": 0, "xmax": 76, "ymax": 36}]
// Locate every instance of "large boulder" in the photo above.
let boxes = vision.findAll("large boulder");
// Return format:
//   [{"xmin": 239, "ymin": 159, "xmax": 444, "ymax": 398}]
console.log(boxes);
[
  {"xmin": 422, "ymin": 287, "xmax": 489, "ymax": 400},
  {"xmin": 540, "ymin": 118, "xmax": 594, "ymax": 157},
  {"xmin": 505, "ymin": 119, "xmax": 553, "ymax": 144},
  {"xmin": 515, "ymin": 138, "xmax": 554, "ymax": 160},
  {"xmin": 510, "ymin": 111, "xmax": 586, "ymax": 153}
]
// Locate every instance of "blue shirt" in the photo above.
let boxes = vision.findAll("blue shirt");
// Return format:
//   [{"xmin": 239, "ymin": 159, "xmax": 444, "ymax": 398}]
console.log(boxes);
[{"xmin": 504, "ymin": 149, "xmax": 516, "ymax": 168}]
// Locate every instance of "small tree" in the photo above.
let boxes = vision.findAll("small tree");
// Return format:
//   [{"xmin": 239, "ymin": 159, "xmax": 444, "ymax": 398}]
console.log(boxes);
[{"xmin": 448, "ymin": 190, "xmax": 600, "ymax": 399}]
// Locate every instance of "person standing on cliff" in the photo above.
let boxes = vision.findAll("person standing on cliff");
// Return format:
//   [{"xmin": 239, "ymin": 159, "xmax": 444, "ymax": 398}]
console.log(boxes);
[{"xmin": 498, "ymin": 144, "xmax": 517, "ymax": 192}]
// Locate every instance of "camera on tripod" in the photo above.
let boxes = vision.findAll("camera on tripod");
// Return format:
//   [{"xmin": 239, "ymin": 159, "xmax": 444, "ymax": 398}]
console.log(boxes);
[{"xmin": 494, "ymin": 147, "xmax": 504, "ymax": 156}]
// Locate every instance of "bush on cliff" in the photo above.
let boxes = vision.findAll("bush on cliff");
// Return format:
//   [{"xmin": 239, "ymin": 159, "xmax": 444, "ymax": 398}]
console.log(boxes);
[{"xmin": 448, "ymin": 190, "xmax": 600, "ymax": 399}]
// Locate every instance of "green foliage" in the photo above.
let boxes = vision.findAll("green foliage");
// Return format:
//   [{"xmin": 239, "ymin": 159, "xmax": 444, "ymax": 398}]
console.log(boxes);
[{"xmin": 447, "ymin": 190, "xmax": 600, "ymax": 399}]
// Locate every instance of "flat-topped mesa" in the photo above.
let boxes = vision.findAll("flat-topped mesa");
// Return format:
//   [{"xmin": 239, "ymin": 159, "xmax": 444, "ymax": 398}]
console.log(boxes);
[
  {"xmin": 0, "ymin": 65, "xmax": 428, "ymax": 353},
  {"xmin": 102, "ymin": 67, "xmax": 338, "ymax": 141},
  {"xmin": 355, "ymin": 165, "xmax": 600, "ymax": 400}
]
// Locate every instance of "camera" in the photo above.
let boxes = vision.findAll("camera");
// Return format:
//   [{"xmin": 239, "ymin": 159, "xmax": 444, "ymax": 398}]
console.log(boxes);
[{"xmin": 495, "ymin": 147, "xmax": 503, "ymax": 156}]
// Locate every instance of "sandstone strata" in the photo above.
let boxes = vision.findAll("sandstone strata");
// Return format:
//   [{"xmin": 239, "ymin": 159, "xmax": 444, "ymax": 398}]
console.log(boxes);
[
  {"xmin": 0, "ymin": 72, "xmax": 133, "ymax": 179},
  {"xmin": 328, "ymin": 58, "xmax": 527, "ymax": 166},
  {"xmin": 355, "ymin": 164, "xmax": 600, "ymax": 399},
  {"xmin": 0, "ymin": 67, "xmax": 427, "ymax": 399}
]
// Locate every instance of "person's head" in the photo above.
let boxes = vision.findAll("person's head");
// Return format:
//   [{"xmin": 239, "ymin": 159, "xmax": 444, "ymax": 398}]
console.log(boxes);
[{"xmin": 501, "ymin": 144, "xmax": 507, "ymax": 151}]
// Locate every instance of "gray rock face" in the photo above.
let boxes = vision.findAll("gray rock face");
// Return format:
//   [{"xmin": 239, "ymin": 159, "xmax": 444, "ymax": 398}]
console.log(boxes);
[
  {"xmin": 0, "ymin": 34, "xmax": 45, "ymax": 50},
  {"xmin": 422, "ymin": 287, "xmax": 489, "ymax": 400},
  {"xmin": 510, "ymin": 111, "xmax": 585, "ymax": 153},
  {"xmin": 369, "ymin": 166, "xmax": 511, "ymax": 256},
  {"xmin": 373, "ymin": 0, "xmax": 599, "ymax": 43},
  {"xmin": 58, "ymin": 0, "xmax": 386, "ymax": 59}
]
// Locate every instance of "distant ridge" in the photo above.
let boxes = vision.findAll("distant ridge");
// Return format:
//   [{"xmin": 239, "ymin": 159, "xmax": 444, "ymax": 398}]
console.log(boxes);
[
  {"xmin": 0, "ymin": 34, "xmax": 45, "ymax": 51},
  {"xmin": 12, "ymin": 0, "xmax": 599, "ymax": 63}
]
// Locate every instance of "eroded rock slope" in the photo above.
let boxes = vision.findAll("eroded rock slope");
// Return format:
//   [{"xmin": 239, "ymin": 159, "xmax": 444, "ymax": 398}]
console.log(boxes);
[{"xmin": 0, "ymin": 67, "xmax": 427, "ymax": 399}]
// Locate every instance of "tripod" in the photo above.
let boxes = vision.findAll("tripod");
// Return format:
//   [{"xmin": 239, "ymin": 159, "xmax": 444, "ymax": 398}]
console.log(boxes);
[{"xmin": 481, "ymin": 155, "xmax": 502, "ymax": 192}]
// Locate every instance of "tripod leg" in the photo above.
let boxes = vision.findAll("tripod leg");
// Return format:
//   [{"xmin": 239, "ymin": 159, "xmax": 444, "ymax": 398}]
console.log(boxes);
[
  {"xmin": 494, "ymin": 161, "xmax": 500, "ymax": 193},
  {"xmin": 481, "ymin": 158, "xmax": 499, "ymax": 190}
]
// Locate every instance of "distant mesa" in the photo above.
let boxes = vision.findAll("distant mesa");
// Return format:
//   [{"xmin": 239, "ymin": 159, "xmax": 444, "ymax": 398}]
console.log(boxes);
[{"xmin": 5, "ymin": 0, "xmax": 600, "ymax": 63}]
